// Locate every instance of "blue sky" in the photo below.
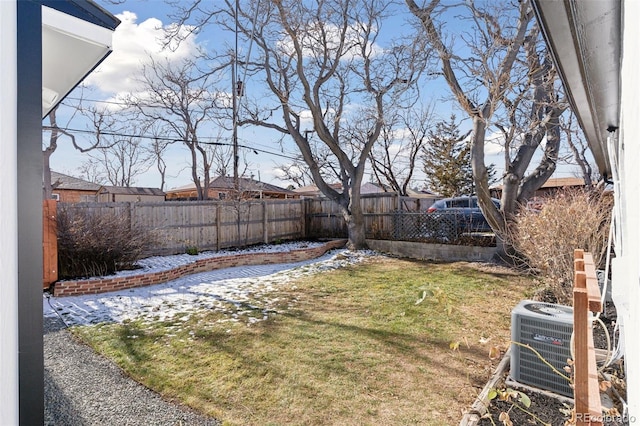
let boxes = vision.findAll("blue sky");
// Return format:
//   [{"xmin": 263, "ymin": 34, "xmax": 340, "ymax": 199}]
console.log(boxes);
[
  {"xmin": 48, "ymin": 0, "xmax": 334, "ymax": 189},
  {"xmin": 46, "ymin": 0, "xmax": 589, "ymax": 191}
]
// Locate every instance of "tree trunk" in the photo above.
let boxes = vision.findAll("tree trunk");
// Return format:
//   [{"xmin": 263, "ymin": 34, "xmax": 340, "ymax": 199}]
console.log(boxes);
[
  {"xmin": 470, "ymin": 117, "xmax": 506, "ymax": 234},
  {"xmin": 43, "ymin": 108, "xmax": 59, "ymax": 200},
  {"xmin": 342, "ymin": 198, "xmax": 368, "ymax": 250},
  {"xmin": 43, "ymin": 151, "xmax": 53, "ymax": 200}
]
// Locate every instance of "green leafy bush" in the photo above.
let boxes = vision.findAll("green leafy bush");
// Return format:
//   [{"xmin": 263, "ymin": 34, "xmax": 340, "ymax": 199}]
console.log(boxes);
[
  {"xmin": 509, "ymin": 188, "xmax": 612, "ymax": 304},
  {"xmin": 57, "ymin": 207, "xmax": 158, "ymax": 279}
]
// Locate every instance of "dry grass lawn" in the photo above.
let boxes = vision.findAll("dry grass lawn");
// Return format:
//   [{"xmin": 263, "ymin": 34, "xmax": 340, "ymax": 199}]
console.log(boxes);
[{"xmin": 73, "ymin": 255, "xmax": 533, "ymax": 425}]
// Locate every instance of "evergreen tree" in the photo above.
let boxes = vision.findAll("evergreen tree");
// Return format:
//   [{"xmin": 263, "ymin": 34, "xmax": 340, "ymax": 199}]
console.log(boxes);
[{"xmin": 422, "ymin": 115, "xmax": 473, "ymax": 197}]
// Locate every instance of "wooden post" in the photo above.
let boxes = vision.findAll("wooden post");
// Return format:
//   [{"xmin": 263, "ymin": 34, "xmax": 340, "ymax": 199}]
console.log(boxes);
[
  {"xmin": 216, "ymin": 204, "xmax": 221, "ymax": 251},
  {"xmin": 263, "ymin": 201, "xmax": 268, "ymax": 244},
  {"xmin": 303, "ymin": 198, "xmax": 309, "ymax": 239},
  {"xmin": 42, "ymin": 199, "xmax": 58, "ymax": 289},
  {"xmin": 573, "ymin": 272, "xmax": 589, "ymax": 424},
  {"xmin": 573, "ymin": 249, "xmax": 603, "ymax": 426}
]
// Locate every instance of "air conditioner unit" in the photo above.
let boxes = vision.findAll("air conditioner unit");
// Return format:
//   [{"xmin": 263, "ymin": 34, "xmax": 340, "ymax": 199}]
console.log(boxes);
[{"xmin": 510, "ymin": 300, "xmax": 576, "ymax": 397}]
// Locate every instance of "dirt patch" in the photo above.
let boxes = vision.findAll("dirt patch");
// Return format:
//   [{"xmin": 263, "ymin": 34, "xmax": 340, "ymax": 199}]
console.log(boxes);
[{"xmin": 477, "ymin": 380, "xmax": 626, "ymax": 426}]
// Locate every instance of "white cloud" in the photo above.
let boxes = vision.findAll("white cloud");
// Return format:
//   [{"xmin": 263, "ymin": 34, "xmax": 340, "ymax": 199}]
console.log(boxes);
[
  {"xmin": 83, "ymin": 11, "xmax": 200, "ymax": 95},
  {"xmin": 484, "ymin": 130, "xmax": 506, "ymax": 155}
]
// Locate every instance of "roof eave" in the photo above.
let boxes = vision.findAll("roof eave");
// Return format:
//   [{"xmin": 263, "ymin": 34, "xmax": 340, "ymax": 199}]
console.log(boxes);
[{"xmin": 531, "ymin": 0, "xmax": 622, "ymax": 179}]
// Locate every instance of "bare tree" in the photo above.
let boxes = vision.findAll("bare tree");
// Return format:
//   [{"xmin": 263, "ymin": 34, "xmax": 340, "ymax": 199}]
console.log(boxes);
[
  {"xmin": 274, "ymin": 160, "xmax": 313, "ymax": 188},
  {"xmin": 207, "ymin": 0, "xmax": 428, "ymax": 248},
  {"xmin": 129, "ymin": 54, "xmax": 229, "ymax": 200},
  {"xmin": 406, "ymin": 0, "xmax": 567, "ymax": 234},
  {"xmin": 80, "ymin": 137, "xmax": 151, "ymax": 187},
  {"xmin": 368, "ymin": 104, "xmax": 434, "ymax": 195},
  {"xmin": 144, "ymin": 122, "xmax": 175, "ymax": 191},
  {"xmin": 275, "ymin": 132, "xmax": 358, "ymax": 188},
  {"xmin": 77, "ymin": 108, "xmax": 155, "ymax": 187},
  {"xmin": 43, "ymin": 107, "xmax": 65, "ymax": 199},
  {"xmin": 561, "ymin": 113, "xmax": 595, "ymax": 186},
  {"xmin": 42, "ymin": 102, "xmax": 112, "ymax": 199}
]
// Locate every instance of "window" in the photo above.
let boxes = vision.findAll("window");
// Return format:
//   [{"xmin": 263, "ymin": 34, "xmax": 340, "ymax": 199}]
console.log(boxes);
[
  {"xmin": 51, "ymin": 193, "xmax": 60, "ymax": 201},
  {"xmin": 450, "ymin": 198, "xmax": 471, "ymax": 208}
]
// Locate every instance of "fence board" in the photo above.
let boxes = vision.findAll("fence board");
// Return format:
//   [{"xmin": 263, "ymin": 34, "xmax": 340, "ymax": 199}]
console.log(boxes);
[{"xmin": 43, "ymin": 199, "xmax": 58, "ymax": 289}]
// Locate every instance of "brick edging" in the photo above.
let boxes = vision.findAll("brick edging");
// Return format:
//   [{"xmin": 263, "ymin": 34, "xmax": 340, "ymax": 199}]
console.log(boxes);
[{"xmin": 53, "ymin": 239, "xmax": 347, "ymax": 297}]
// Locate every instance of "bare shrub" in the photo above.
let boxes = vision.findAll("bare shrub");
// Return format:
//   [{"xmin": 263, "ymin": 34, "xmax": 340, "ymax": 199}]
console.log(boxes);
[
  {"xmin": 508, "ymin": 189, "xmax": 612, "ymax": 304},
  {"xmin": 57, "ymin": 207, "xmax": 158, "ymax": 279}
]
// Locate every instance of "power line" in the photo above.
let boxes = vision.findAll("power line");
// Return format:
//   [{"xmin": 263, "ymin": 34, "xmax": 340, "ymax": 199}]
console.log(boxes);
[
  {"xmin": 63, "ymin": 96, "xmax": 131, "ymax": 106},
  {"xmin": 42, "ymin": 125, "xmax": 301, "ymax": 161}
]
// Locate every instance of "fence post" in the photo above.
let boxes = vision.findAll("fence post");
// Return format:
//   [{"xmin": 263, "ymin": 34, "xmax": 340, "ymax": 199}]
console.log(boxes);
[
  {"xmin": 131, "ymin": 201, "xmax": 137, "ymax": 231},
  {"xmin": 42, "ymin": 199, "xmax": 58, "ymax": 289},
  {"xmin": 303, "ymin": 198, "xmax": 309, "ymax": 238},
  {"xmin": 216, "ymin": 203, "xmax": 221, "ymax": 251},
  {"xmin": 263, "ymin": 200, "xmax": 268, "ymax": 244},
  {"xmin": 573, "ymin": 249, "xmax": 603, "ymax": 426}
]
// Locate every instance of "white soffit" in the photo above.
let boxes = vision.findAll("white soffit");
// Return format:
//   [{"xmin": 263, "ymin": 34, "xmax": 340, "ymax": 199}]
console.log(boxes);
[
  {"xmin": 42, "ymin": 5, "xmax": 114, "ymax": 118},
  {"xmin": 532, "ymin": 0, "xmax": 621, "ymax": 179}
]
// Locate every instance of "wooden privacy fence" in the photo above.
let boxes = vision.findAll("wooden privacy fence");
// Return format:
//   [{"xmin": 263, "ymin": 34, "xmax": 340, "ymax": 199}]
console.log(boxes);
[
  {"xmin": 57, "ymin": 199, "xmax": 307, "ymax": 256},
  {"xmin": 305, "ymin": 193, "xmax": 435, "ymax": 239},
  {"xmin": 44, "ymin": 193, "xmax": 440, "ymax": 287},
  {"xmin": 54, "ymin": 194, "xmax": 439, "ymax": 257}
]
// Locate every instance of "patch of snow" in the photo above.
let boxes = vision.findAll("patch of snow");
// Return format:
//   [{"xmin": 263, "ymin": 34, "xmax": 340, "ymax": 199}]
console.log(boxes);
[
  {"xmin": 44, "ymin": 245, "xmax": 378, "ymax": 328},
  {"xmin": 84, "ymin": 240, "xmax": 327, "ymax": 280}
]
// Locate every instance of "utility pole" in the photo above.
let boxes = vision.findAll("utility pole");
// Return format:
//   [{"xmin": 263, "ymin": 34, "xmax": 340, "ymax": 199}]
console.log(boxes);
[
  {"xmin": 232, "ymin": 57, "xmax": 238, "ymax": 194},
  {"xmin": 232, "ymin": 0, "xmax": 239, "ymax": 194}
]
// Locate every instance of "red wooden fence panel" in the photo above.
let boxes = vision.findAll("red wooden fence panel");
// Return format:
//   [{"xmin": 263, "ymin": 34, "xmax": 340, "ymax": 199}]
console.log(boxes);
[{"xmin": 43, "ymin": 199, "xmax": 58, "ymax": 289}]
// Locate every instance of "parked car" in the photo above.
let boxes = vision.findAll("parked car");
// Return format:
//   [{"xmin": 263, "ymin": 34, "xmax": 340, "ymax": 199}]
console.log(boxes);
[{"xmin": 427, "ymin": 196, "xmax": 501, "ymax": 234}]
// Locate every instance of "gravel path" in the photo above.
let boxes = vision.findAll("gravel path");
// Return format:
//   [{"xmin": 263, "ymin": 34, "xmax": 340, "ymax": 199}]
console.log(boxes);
[{"xmin": 44, "ymin": 316, "xmax": 220, "ymax": 426}]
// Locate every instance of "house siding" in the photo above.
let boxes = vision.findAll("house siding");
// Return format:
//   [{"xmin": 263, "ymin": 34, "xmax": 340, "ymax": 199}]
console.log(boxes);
[{"xmin": 613, "ymin": 1, "xmax": 640, "ymax": 417}]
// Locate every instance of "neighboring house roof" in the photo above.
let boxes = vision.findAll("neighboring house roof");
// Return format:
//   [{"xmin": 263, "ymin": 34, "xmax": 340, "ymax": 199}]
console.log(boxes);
[
  {"xmin": 360, "ymin": 182, "xmax": 387, "ymax": 194},
  {"xmin": 50, "ymin": 171, "xmax": 100, "ymax": 191},
  {"xmin": 293, "ymin": 183, "xmax": 342, "ymax": 197},
  {"xmin": 490, "ymin": 177, "xmax": 591, "ymax": 192},
  {"xmin": 538, "ymin": 177, "xmax": 592, "ymax": 188},
  {"xmin": 166, "ymin": 176, "xmax": 295, "ymax": 196},
  {"xmin": 209, "ymin": 176, "xmax": 296, "ymax": 195},
  {"xmin": 407, "ymin": 188, "xmax": 440, "ymax": 198},
  {"xmin": 166, "ymin": 182, "xmax": 199, "ymax": 193},
  {"xmin": 97, "ymin": 186, "xmax": 165, "ymax": 196},
  {"xmin": 292, "ymin": 182, "xmax": 391, "ymax": 197}
]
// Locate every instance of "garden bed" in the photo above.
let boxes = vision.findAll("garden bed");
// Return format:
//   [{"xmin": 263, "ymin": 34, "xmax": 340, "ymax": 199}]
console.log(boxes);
[
  {"xmin": 464, "ymin": 302, "xmax": 627, "ymax": 426},
  {"xmin": 52, "ymin": 239, "xmax": 346, "ymax": 296}
]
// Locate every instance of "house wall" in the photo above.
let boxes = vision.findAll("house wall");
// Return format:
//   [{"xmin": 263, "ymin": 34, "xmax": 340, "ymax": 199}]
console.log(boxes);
[
  {"xmin": 16, "ymin": 1, "xmax": 45, "ymax": 422},
  {"xmin": 0, "ymin": 1, "xmax": 20, "ymax": 422},
  {"xmin": 165, "ymin": 189, "xmax": 224, "ymax": 200},
  {"xmin": 53, "ymin": 188, "xmax": 97, "ymax": 203},
  {"xmin": 614, "ymin": 1, "xmax": 640, "ymax": 417}
]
